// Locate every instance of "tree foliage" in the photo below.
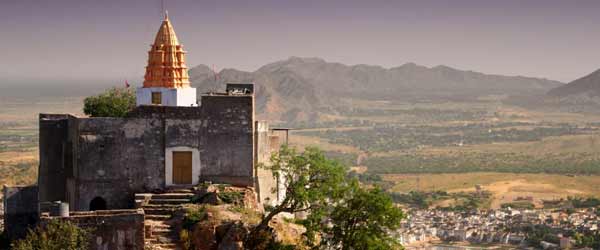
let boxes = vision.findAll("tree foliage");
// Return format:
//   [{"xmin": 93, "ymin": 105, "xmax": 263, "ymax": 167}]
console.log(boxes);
[
  {"xmin": 12, "ymin": 220, "xmax": 89, "ymax": 250},
  {"xmin": 83, "ymin": 87, "xmax": 135, "ymax": 117},
  {"xmin": 249, "ymin": 146, "xmax": 405, "ymax": 250},
  {"xmin": 251, "ymin": 147, "xmax": 348, "ymax": 242},
  {"xmin": 324, "ymin": 181, "xmax": 404, "ymax": 250}
]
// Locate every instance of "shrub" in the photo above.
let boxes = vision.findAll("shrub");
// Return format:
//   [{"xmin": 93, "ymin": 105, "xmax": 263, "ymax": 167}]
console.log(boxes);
[
  {"xmin": 182, "ymin": 206, "xmax": 207, "ymax": 230},
  {"xmin": 83, "ymin": 87, "xmax": 135, "ymax": 117},
  {"xmin": 12, "ymin": 220, "xmax": 89, "ymax": 250},
  {"xmin": 217, "ymin": 191, "xmax": 245, "ymax": 205}
]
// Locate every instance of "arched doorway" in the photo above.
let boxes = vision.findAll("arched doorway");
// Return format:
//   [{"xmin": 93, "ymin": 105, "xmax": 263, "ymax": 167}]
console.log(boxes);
[{"xmin": 89, "ymin": 197, "xmax": 107, "ymax": 211}]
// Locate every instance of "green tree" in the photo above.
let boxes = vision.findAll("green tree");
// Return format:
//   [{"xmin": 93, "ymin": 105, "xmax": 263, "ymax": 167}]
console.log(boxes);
[
  {"xmin": 248, "ymin": 146, "xmax": 405, "ymax": 250},
  {"xmin": 248, "ymin": 146, "xmax": 348, "ymax": 248},
  {"xmin": 83, "ymin": 87, "xmax": 135, "ymax": 117},
  {"xmin": 324, "ymin": 181, "xmax": 405, "ymax": 250},
  {"xmin": 12, "ymin": 220, "xmax": 89, "ymax": 250}
]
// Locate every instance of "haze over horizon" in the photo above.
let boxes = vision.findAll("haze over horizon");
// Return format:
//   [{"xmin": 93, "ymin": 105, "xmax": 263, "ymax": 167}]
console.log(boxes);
[{"xmin": 2, "ymin": 0, "xmax": 600, "ymax": 83}]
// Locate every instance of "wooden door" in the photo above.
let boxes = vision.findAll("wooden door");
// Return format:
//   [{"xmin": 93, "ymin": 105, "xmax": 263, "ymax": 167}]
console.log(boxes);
[{"xmin": 173, "ymin": 151, "xmax": 192, "ymax": 184}]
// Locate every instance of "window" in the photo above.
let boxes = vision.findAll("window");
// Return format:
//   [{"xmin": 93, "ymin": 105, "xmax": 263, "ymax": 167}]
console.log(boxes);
[{"xmin": 151, "ymin": 92, "xmax": 162, "ymax": 105}]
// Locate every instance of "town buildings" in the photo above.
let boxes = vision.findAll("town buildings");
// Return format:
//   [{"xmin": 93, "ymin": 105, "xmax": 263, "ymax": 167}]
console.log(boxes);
[{"xmin": 399, "ymin": 207, "xmax": 599, "ymax": 249}]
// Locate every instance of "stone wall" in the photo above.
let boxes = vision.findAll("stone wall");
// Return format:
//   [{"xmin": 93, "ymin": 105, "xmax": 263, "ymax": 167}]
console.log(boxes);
[
  {"xmin": 40, "ymin": 209, "xmax": 145, "ymax": 250},
  {"xmin": 127, "ymin": 97, "xmax": 256, "ymax": 187},
  {"xmin": 38, "ymin": 114, "xmax": 73, "ymax": 203},
  {"xmin": 75, "ymin": 117, "xmax": 164, "ymax": 211},
  {"xmin": 201, "ymin": 95, "xmax": 254, "ymax": 186},
  {"xmin": 38, "ymin": 92, "xmax": 257, "ymax": 211},
  {"xmin": 3, "ymin": 185, "xmax": 39, "ymax": 240},
  {"xmin": 254, "ymin": 122, "xmax": 289, "ymax": 206}
]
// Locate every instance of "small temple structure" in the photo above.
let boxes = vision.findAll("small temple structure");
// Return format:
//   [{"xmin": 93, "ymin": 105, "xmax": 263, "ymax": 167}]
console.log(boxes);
[
  {"xmin": 136, "ymin": 12, "xmax": 196, "ymax": 107},
  {"xmin": 3, "ymin": 12, "xmax": 287, "ymax": 247}
]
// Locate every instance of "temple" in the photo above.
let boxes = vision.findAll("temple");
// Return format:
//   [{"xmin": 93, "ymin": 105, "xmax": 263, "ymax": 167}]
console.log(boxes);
[
  {"xmin": 3, "ymin": 13, "xmax": 286, "ymax": 246},
  {"xmin": 136, "ymin": 12, "xmax": 196, "ymax": 107}
]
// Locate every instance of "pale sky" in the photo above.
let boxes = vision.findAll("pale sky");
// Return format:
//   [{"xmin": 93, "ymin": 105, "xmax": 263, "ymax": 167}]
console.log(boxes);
[{"xmin": 1, "ymin": 0, "xmax": 599, "ymax": 84}]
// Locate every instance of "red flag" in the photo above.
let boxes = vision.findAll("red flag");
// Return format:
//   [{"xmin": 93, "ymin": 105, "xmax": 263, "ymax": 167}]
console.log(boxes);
[{"xmin": 125, "ymin": 80, "xmax": 130, "ymax": 88}]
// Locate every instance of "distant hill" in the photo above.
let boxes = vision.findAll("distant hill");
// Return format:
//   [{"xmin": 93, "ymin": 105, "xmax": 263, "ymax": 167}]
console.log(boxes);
[
  {"xmin": 548, "ymin": 69, "xmax": 600, "ymax": 97},
  {"xmin": 189, "ymin": 57, "xmax": 563, "ymax": 122},
  {"xmin": 544, "ymin": 68, "xmax": 600, "ymax": 112}
]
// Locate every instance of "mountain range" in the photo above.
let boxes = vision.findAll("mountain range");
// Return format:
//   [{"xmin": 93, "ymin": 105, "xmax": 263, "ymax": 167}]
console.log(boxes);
[{"xmin": 189, "ymin": 57, "xmax": 564, "ymax": 122}]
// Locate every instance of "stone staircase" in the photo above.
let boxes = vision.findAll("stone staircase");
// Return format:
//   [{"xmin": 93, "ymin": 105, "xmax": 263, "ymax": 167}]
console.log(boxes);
[{"xmin": 136, "ymin": 188, "xmax": 195, "ymax": 250}]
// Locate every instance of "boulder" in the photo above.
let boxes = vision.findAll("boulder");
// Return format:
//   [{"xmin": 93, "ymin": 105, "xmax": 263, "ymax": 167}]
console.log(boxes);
[{"xmin": 192, "ymin": 220, "xmax": 218, "ymax": 250}]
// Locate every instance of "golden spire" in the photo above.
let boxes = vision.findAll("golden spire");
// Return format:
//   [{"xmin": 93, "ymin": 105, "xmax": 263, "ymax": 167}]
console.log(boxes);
[{"xmin": 143, "ymin": 12, "xmax": 190, "ymax": 88}]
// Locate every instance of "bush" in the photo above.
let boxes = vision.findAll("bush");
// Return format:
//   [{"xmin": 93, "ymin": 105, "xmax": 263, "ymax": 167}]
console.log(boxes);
[
  {"xmin": 182, "ymin": 206, "xmax": 207, "ymax": 230},
  {"xmin": 83, "ymin": 87, "xmax": 135, "ymax": 117},
  {"xmin": 217, "ymin": 191, "xmax": 245, "ymax": 205},
  {"xmin": 12, "ymin": 220, "xmax": 89, "ymax": 250}
]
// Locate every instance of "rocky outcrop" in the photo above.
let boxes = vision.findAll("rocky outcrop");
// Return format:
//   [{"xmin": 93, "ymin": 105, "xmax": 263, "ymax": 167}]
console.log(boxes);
[
  {"xmin": 191, "ymin": 184, "xmax": 260, "ymax": 212},
  {"xmin": 140, "ymin": 184, "xmax": 301, "ymax": 250},
  {"xmin": 190, "ymin": 219, "xmax": 248, "ymax": 250}
]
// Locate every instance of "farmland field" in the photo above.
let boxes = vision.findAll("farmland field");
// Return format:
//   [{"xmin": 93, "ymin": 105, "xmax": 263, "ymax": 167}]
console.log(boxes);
[
  {"xmin": 0, "ymin": 86, "xmax": 85, "ymax": 188},
  {"xmin": 289, "ymin": 98, "xmax": 600, "ymax": 206}
]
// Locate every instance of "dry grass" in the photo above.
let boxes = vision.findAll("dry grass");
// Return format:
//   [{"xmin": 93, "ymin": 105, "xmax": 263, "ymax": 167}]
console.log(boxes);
[
  {"xmin": 0, "ymin": 148, "xmax": 38, "ymax": 187},
  {"xmin": 385, "ymin": 172, "xmax": 600, "ymax": 209}
]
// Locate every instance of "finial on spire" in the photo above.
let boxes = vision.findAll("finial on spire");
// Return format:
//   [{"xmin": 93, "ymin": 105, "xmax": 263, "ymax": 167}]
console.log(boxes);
[{"xmin": 165, "ymin": 10, "xmax": 169, "ymax": 20}]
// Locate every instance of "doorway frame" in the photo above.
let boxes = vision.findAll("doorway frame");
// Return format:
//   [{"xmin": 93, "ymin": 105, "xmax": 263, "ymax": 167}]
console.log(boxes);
[{"xmin": 165, "ymin": 146, "xmax": 200, "ymax": 186}]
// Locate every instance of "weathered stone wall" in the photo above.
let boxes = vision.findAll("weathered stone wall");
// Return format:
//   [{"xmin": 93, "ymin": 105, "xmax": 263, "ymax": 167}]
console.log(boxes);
[
  {"xmin": 254, "ymin": 123, "xmax": 288, "ymax": 206},
  {"xmin": 38, "ymin": 114, "xmax": 73, "ymax": 203},
  {"xmin": 201, "ymin": 95, "xmax": 254, "ymax": 186},
  {"xmin": 75, "ymin": 118, "xmax": 164, "ymax": 211},
  {"xmin": 38, "ymin": 93, "xmax": 257, "ymax": 211},
  {"xmin": 3, "ymin": 185, "xmax": 39, "ymax": 240},
  {"xmin": 255, "ymin": 121, "xmax": 276, "ymax": 205},
  {"xmin": 40, "ymin": 210, "xmax": 145, "ymax": 250},
  {"xmin": 128, "ymin": 100, "xmax": 256, "ymax": 186}
]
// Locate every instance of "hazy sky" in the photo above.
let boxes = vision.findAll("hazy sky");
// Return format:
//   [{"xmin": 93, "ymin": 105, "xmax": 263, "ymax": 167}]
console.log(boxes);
[{"xmin": 1, "ymin": 0, "xmax": 599, "ymax": 83}]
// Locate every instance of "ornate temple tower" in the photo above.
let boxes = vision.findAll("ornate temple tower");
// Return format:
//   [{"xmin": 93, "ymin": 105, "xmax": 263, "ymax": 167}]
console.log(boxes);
[{"xmin": 136, "ymin": 12, "xmax": 197, "ymax": 107}]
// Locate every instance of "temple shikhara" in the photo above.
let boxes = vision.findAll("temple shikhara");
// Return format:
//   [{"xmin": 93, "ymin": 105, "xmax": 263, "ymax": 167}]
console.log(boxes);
[
  {"xmin": 137, "ymin": 12, "xmax": 196, "ymax": 107},
  {"xmin": 3, "ymin": 12, "xmax": 286, "ymax": 249}
]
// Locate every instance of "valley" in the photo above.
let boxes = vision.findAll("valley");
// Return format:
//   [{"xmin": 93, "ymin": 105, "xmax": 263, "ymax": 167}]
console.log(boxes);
[
  {"xmin": 2, "ymin": 57, "xmax": 600, "ymax": 210},
  {"xmin": 286, "ymin": 96, "xmax": 600, "ymax": 209}
]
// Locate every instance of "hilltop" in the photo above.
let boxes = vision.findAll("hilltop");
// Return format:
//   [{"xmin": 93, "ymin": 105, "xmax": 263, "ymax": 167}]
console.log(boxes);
[
  {"xmin": 546, "ymin": 68, "xmax": 600, "ymax": 108},
  {"xmin": 548, "ymin": 68, "xmax": 600, "ymax": 97}
]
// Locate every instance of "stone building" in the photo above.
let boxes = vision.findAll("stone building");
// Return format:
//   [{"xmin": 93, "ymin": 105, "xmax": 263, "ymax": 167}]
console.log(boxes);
[
  {"xmin": 4, "ymin": 13, "xmax": 284, "ymax": 240},
  {"xmin": 35, "ymin": 12, "xmax": 283, "ymax": 211}
]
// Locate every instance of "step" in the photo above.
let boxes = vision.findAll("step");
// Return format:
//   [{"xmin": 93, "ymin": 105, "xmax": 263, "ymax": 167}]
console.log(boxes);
[
  {"xmin": 153, "ymin": 243, "xmax": 180, "ymax": 250},
  {"xmin": 135, "ymin": 193, "xmax": 153, "ymax": 200},
  {"xmin": 152, "ymin": 229, "xmax": 177, "ymax": 238},
  {"xmin": 148, "ymin": 235, "xmax": 178, "ymax": 244},
  {"xmin": 149, "ymin": 199, "xmax": 191, "ymax": 205},
  {"xmin": 150, "ymin": 193, "xmax": 194, "ymax": 199},
  {"xmin": 143, "ymin": 207, "xmax": 178, "ymax": 215},
  {"xmin": 146, "ymin": 214, "xmax": 172, "ymax": 221},
  {"xmin": 142, "ymin": 204, "xmax": 183, "ymax": 209},
  {"xmin": 150, "ymin": 223, "xmax": 172, "ymax": 229}
]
